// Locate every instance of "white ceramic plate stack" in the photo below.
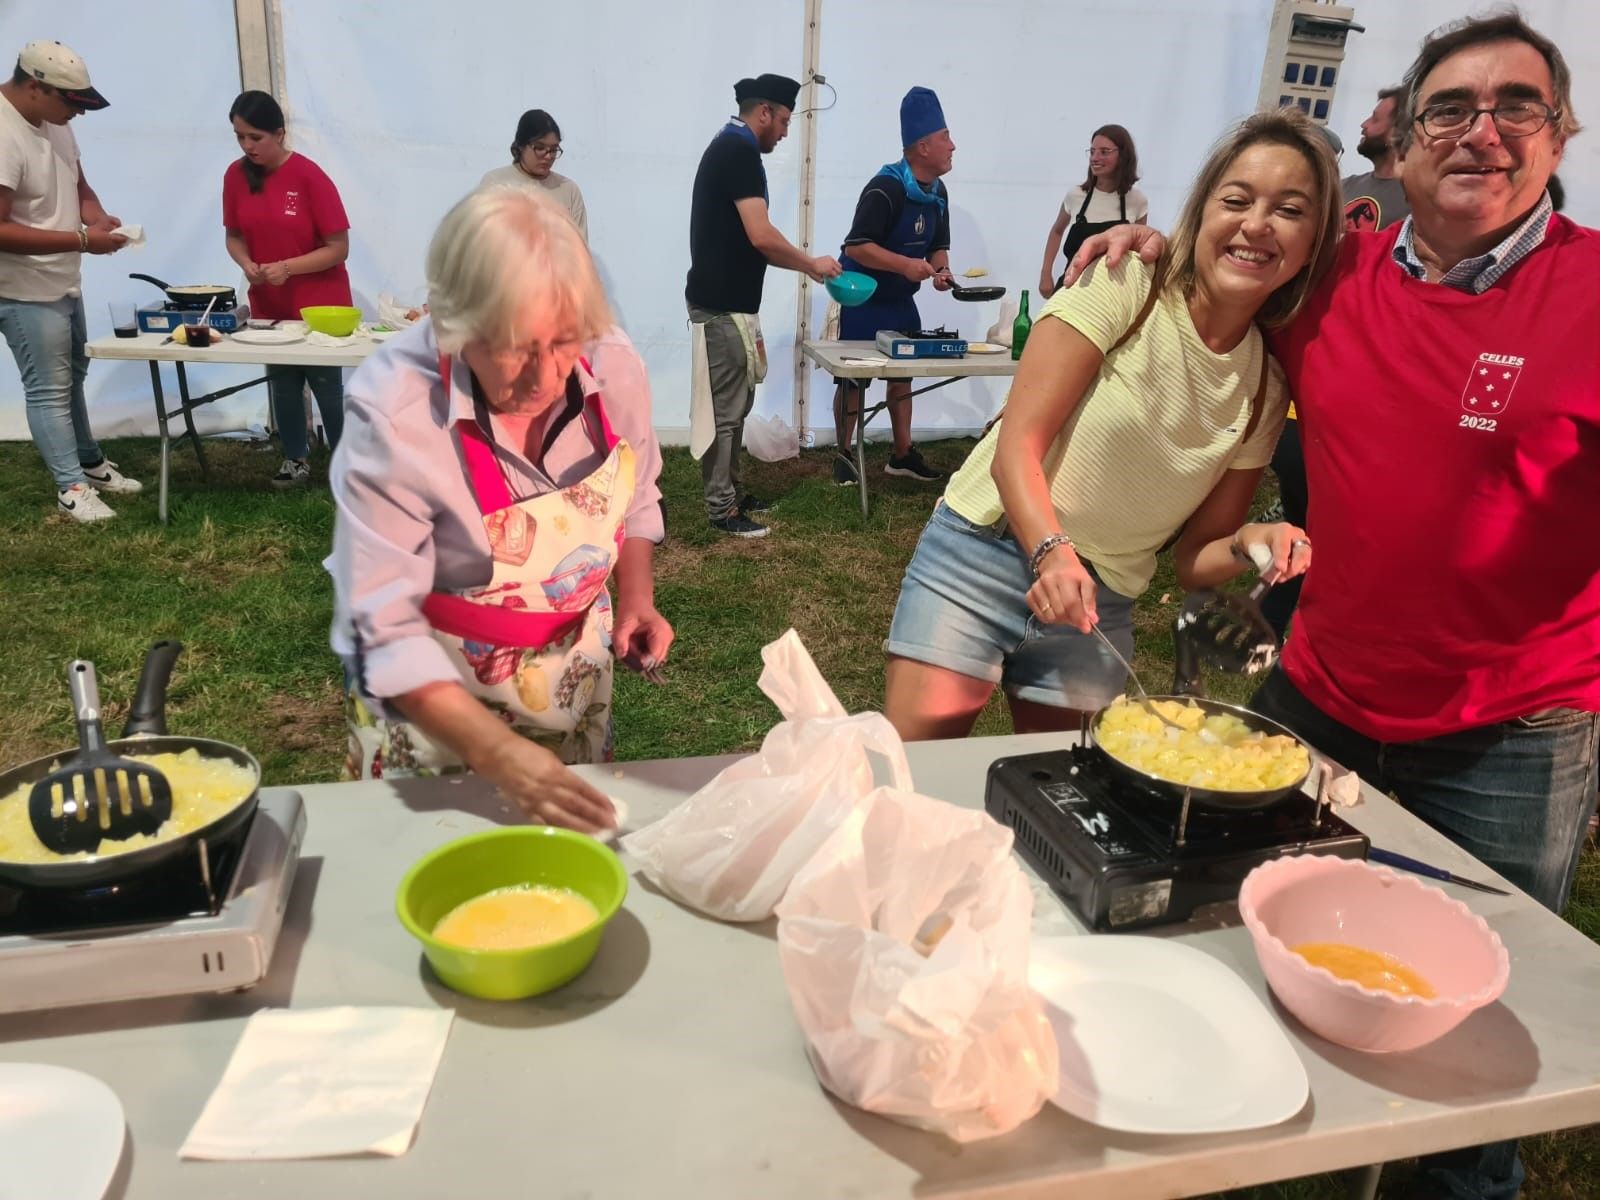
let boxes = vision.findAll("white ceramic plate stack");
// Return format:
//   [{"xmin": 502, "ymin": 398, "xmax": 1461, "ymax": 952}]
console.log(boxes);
[
  {"xmin": 1029, "ymin": 935, "xmax": 1310, "ymax": 1133},
  {"xmin": 0, "ymin": 1063, "xmax": 126, "ymax": 1199}
]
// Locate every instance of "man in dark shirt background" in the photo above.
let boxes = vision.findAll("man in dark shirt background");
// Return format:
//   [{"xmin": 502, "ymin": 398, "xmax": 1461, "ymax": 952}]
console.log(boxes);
[
  {"xmin": 686, "ymin": 73, "xmax": 840, "ymax": 538},
  {"xmin": 1341, "ymin": 85, "xmax": 1411, "ymax": 232}
]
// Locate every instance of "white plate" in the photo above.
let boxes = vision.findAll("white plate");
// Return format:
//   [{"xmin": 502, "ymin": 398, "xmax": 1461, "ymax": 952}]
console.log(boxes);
[
  {"xmin": 965, "ymin": 342, "xmax": 1007, "ymax": 355},
  {"xmin": 1029, "ymin": 935, "xmax": 1309, "ymax": 1134},
  {"xmin": 0, "ymin": 1063, "xmax": 125, "ymax": 1200},
  {"xmin": 229, "ymin": 327, "xmax": 305, "ymax": 346}
]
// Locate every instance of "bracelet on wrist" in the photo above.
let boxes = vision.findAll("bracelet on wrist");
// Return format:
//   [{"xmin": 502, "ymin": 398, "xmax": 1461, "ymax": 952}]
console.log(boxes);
[
  {"xmin": 77, "ymin": 228, "xmax": 89, "ymax": 252},
  {"xmin": 1029, "ymin": 532, "xmax": 1075, "ymax": 577}
]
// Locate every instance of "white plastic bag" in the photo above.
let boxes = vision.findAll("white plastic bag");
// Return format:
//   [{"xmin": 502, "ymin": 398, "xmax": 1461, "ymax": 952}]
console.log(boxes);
[
  {"xmin": 744, "ymin": 414, "xmax": 800, "ymax": 462},
  {"xmin": 775, "ymin": 787, "xmax": 1058, "ymax": 1142},
  {"xmin": 376, "ymin": 293, "xmax": 426, "ymax": 327},
  {"xmin": 621, "ymin": 630, "xmax": 912, "ymax": 922},
  {"xmin": 986, "ymin": 298, "xmax": 1019, "ymax": 348}
]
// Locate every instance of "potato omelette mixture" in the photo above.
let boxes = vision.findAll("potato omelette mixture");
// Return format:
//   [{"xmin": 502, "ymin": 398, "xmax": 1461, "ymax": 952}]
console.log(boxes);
[
  {"xmin": 0, "ymin": 749, "xmax": 255, "ymax": 863},
  {"xmin": 1096, "ymin": 697, "xmax": 1310, "ymax": 791},
  {"xmin": 433, "ymin": 884, "xmax": 599, "ymax": 951},
  {"xmin": 1292, "ymin": 942, "xmax": 1437, "ymax": 999}
]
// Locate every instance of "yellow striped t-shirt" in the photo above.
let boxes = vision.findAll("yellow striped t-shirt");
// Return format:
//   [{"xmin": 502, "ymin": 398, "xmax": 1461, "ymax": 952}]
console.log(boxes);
[{"xmin": 943, "ymin": 258, "xmax": 1288, "ymax": 598}]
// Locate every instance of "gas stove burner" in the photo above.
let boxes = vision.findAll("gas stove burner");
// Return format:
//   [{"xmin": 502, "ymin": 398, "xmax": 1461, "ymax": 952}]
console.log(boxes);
[
  {"xmin": 0, "ymin": 790, "xmax": 305, "ymax": 1014},
  {"xmin": 985, "ymin": 743, "xmax": 1366, "ymax": 930},
  {"xmin": 897, "ymin": 326, "xmax": 960, "ymax": 340}
]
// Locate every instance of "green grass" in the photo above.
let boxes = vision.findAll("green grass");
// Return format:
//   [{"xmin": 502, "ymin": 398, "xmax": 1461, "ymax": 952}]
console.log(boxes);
[{"xmin": 1, "ymin": 436, "xmax": 1595, "ymax": 1196}]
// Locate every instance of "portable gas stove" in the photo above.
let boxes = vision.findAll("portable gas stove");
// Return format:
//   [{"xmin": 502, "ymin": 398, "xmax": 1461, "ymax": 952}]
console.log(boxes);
[
  {"xmin": 875, "ymin": 327, "xmax": 968, "ymax": 359},
  {"xmin": 135, "ymin": 301, "xmax": 250, "ymax": 335},
  {"xmin": 986, "ymin": 744, "xmax": 1366, "ymax": 930},
  {"xmin": 0, "ymin": 790, "xmax": 305, "ymax": 1014}
]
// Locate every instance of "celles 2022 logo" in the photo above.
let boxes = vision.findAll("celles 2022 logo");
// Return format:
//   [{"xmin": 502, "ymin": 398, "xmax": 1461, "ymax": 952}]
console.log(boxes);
[{"xmin": 1458, "ymin": 353, "xmax": 1524, "ymax": 433}]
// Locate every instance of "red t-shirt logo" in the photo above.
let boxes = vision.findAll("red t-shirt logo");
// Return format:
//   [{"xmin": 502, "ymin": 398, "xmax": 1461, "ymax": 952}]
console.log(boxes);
[{"xmin": 1460, "ymin": 353, "xmax": 1525, "ymax": 415}]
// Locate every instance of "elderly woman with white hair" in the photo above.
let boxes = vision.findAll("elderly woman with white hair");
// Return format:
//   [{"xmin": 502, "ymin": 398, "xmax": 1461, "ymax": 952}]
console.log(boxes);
[{"xmin": 327, "ymin": 186, "xmax": 670, "ymax": 833}]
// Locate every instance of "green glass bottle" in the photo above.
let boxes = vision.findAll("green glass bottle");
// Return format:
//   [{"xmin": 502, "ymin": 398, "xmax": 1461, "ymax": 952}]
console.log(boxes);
[{"xmin": 1011, "ymin": 290, "xmax": 1032, "ymax": 361}]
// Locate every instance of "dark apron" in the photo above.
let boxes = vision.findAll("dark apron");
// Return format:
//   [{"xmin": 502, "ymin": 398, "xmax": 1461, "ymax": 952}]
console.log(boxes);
[
  {"xmin": 1059, "ymin": 188, "xmax": 1129, "ymax": 286},
  {"xmin": 840, "ymin": 182, "xmax": 942, "ymax": 339}
]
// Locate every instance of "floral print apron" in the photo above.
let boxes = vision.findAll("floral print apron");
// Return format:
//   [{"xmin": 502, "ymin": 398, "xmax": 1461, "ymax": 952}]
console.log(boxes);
[{"xmin": 346, "ymin": 357, "xmax": 636, "ymax": 779}]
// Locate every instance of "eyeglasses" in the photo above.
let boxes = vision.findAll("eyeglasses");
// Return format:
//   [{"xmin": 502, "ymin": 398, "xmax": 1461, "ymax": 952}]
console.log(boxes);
[
  {"xmin": 527, "ymin": 143, "xmax": 564, "ymax": 160},
  {"xmin": 1415, "ymin": 100, "xmax": 1558, "ymax": 139},
  {"xmin": 1087, "ymin": 148, "xmax": 1118, "ymax": 159}
]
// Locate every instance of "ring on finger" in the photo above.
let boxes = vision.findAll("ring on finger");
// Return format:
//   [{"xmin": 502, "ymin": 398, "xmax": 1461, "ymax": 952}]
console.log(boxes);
[{"xmin": 1292, "ymin": 538, "xmax": 1311, "ymax": 552}]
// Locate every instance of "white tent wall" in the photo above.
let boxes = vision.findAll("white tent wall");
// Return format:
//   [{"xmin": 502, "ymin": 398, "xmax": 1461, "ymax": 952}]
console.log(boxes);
[
  {"xmin": 3, "ymin": 2, "xmax": 1599, "ymax": 449},
  {"xmin": 273, "ymin": 0, "xmax": 809, "ymax": 445},
  {"xmin": 0, "ymin": 2, "xmax": 274, "ymax": 442}
]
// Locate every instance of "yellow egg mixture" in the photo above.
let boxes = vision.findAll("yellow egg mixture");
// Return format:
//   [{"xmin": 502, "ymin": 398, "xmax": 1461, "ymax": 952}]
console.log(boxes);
[
  {"xmin": 0, "ymin": 749, "xmax": 255, "ymax": 863},
  {"xmin": 1096, "ymin": 698, "xmax": 1310, "ymax": 791},
  {"xmin": 1291, "ymin": 942, "xmax": 1437, "ymax": 998},
  {"xmin": 433, "ymin": 884, "xmax": 599, "ymax": 951}
]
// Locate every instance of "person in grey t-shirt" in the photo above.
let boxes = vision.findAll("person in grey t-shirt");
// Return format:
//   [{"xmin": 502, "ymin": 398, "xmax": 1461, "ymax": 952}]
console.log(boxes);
[{"xmin": 1340, "ymin": 85, "xmax": 1410, "ymax": 232}]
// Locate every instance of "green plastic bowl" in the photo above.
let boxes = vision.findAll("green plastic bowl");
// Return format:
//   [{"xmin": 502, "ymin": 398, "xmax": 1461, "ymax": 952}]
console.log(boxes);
[
  {"xmin": 824, "ymin": 271, "xmax": 878, "ymax": 308},
  {"xmin": 396, "ymin": 827, "xmax": 628, "ymax": 1000},
  {"xmin": 299, "ymin": 305, "xmax": 362, "ymax": 336}
]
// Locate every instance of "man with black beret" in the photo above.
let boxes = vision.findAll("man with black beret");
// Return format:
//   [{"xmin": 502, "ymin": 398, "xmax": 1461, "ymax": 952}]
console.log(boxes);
[{"xmin": 687, "ymin": 73, "xmax": 840, "ymax": 538}]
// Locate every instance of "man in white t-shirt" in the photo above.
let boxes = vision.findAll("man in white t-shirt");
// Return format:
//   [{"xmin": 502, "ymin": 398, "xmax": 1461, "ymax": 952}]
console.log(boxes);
[{"xmin": 0, "ymin": 40, "xmax": 139, "ymax": 522}]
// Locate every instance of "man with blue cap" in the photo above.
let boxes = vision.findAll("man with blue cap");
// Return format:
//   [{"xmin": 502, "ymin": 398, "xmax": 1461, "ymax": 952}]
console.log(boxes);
[
  {"xmin": 687, "ymin": 73, "xmax": 841, "ymax": 538},
  {"xmin": 831, "ymin": 86, "xmax": 956, "ymax": 485}
]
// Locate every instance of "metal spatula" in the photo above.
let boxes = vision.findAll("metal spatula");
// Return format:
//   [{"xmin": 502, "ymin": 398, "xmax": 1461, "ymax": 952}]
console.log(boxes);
[
  {"xmin": 1088, "ymin": 623, "xmax": 1184, "ymax": 730},
  {"xmin": 28, "ymin": 660, "xmax": 174, "ymax": 855}
]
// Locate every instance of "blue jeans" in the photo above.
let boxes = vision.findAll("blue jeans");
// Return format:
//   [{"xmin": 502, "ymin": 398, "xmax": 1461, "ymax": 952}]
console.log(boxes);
[
  {"xmin": 1250, "ymin": 668, "xmax": 1600, "ymax": 1200},
  {"xmin": 0, "ymin": 294, "xmax": 102, "ymax": 489},
  {"xmin": 269, "ymin": 365, "xmax": 345, "ymax": 460}
]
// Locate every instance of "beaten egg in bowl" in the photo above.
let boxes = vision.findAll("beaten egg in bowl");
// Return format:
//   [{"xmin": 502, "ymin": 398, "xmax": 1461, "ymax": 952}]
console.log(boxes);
[
  {"xmin": 1095, "ymin": 697, "xmax": 1310, "ymax": 792},
  {"xmin": 0, "ymin": 748, "xmax": 256, "ymax": 863}
]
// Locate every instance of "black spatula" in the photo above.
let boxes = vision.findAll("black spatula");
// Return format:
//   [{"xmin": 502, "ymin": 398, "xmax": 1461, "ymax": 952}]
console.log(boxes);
[
  {"xmin": 1172, "ymin": 547, "xmax": 1283, "ymax": 694},
  {"xmin": 28, "ymin": 660, "xmax": 174, "ymax": 855}
]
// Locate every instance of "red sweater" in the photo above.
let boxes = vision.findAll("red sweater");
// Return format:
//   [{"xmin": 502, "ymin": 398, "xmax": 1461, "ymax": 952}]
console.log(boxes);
[
  {"xmin": 222, "ymin": 153, "xmax": 352, "ymax": 320},
  {"xmin": 1272, "ymin": 216, "xmax": 1600, "ymax": 740}
]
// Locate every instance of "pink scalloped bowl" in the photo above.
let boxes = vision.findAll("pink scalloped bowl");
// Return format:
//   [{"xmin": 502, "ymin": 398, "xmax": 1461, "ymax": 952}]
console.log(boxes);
[{"xmin": 1238, "ymin": 855, "xmax": 1510, "ymax": 1054}]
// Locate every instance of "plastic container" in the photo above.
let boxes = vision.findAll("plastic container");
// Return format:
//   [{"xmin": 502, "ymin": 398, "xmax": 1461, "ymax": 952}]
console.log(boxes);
[
  {"xmin": 1239, "ymin": 854, "xmax": 1509, "ymax": 1053},
  {"xmin": 299, "ymin": 305, "xmax": 362, "ymax": 337},
  {"xmin": 824, "ymin": 271, "xmax": 878, "ymax": 308},
  {"xmin": 396, "ymin": 826, "xmax": 628, "ymax": 1000}
]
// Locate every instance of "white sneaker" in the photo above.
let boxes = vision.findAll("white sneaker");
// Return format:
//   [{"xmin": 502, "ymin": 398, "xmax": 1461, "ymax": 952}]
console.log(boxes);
[
  {"xmin": 82, "ymin": 459, "xmax": 144, "ymax": 494},
  {"xmin": 271, "ymin": 458, "xmax": 311, "ymax": 488},
  {"xmin": 57, "ymin": 483, "xmax": 117, "ymax": 523}
]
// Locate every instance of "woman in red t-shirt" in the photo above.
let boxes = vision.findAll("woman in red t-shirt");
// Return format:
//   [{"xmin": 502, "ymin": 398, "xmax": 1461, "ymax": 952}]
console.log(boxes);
[{"xmin": 222, "ymin": 90, "xmax": 353, "ymax": 487}]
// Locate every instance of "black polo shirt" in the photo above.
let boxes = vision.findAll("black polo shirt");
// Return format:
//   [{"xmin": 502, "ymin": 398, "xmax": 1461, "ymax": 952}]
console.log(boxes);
[{"xmin": 686, "ymin": 125, "xmax": 770, "ymax": 313}]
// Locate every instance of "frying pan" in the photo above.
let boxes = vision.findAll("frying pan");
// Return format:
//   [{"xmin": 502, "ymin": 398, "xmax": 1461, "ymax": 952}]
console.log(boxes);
[
  {"xmin": 1087, "ymin": 695, "xmax": 1312, "ymax": 811},
  {"xmin": 0, "ymin": 642, "xmax": 261, "ymax": 890},
  {"xmin": 949, "ymin": 283, "xmax": 1006, "ymax": 302},
  {"xmin": 129, "ymin": 273, "xmax": 236, "ymax": 312}
]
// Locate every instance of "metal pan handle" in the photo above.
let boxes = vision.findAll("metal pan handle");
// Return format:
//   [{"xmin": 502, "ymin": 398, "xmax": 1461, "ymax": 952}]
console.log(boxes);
[{"xmin": 123, "ymin": 640, "xmax": 183, "ymax": 737}]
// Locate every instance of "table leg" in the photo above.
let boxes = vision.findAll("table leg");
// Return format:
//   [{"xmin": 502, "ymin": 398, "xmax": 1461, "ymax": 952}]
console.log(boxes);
[
  {"xmin": 148, "ymin": 361, "xmax": 170, "ymax": 525},
  {"xmin": 1344, "ymin": 1163, "xmax": 1382, "ymax": 1200},
  {"xmin": 174, "ymin": 362, "xmax": 210, "ymax": 481},
  {"xmin": 854, "ymin": 388, "xmax": 870, "ymax": 521}
]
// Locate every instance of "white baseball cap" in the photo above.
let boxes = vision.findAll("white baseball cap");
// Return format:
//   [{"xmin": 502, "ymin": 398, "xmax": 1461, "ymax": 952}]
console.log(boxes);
[{"xmin": 17, "ymin": 40, "xmax": 109, "ymax": 111}]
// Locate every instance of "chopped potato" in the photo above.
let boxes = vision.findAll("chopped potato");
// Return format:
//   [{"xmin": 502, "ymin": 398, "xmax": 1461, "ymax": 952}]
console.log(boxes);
[
  {"xmin": 1096, "ymin": 697, "xmax": 1309, "ymax": 791},
  {"xmin": 0, "ymin": 749, "xmax": 255, "ymax": 863}
]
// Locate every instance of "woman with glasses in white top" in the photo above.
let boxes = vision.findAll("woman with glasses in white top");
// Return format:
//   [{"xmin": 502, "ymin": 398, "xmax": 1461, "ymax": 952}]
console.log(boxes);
[
  {"xmin": 480, "ymin": 109, "xmax": 588, "ymax": 241},
  {"xmin": 1039, "ymin": 124, "xmax": 1148, "ymax": 298}
]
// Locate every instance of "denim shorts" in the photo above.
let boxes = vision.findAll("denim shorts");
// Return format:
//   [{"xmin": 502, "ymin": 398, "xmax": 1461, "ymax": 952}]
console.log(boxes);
[{"xmin": 886, "ymin": 502, "xmax": 1138, "ymax": 709}]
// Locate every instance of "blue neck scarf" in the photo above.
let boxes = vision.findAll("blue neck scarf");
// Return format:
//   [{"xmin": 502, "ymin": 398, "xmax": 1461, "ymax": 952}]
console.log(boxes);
[{"xmin": 877, "ymin": 158, "xmax": 945, "ymax": 214}]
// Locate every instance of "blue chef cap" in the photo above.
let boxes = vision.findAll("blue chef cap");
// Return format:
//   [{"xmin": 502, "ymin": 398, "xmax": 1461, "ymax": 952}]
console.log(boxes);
[{"xmin": 900, "ymin": 86, "xmax": 947, "ymax": 148}]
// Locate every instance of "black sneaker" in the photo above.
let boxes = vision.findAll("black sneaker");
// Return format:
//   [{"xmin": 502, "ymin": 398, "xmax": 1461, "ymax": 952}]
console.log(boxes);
[
  {"xmin": 884, "ymin": 448, "xmax": 944, "ymax": 482},
  {"xmin": 709, "ymin": 513, "xmax": 769, "ymax": 538},
  {"xmin": 832, "ymin": 454, "xmax": 859, "ymax": 486},
  {"xmin": 737, "ymin": 493, "xmax": 772, "ymax": 514}
]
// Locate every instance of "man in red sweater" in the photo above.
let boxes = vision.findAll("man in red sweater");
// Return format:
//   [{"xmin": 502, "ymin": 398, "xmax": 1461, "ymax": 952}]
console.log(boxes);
[{"xmin": 1066, "ymin": 15, "xmax": 1596, "ymax": 1197}]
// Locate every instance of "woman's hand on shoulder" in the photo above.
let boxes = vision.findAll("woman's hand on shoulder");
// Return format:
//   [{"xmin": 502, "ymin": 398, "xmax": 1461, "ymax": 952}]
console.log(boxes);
[{"xmin": 1060, "ymin": 224, "xmax": 1165, "ymax": 289}]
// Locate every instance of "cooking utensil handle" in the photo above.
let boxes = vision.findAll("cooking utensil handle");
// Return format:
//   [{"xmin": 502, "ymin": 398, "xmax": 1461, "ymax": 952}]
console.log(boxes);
[
  {"xmin": 1244, "ymin": 542, "xmax": 1280, "ymax": 601},
  {"xmin": 67, "ymin": 660, "xmax": 106, "ymax": 752},
  {"xmin": 1367, "ymin": 847, "xmax": 1451, "ymax": 884},
  {"xmin": 123, "ymin": 640, "xmax": 182, "ymax": 737},
  {"xmin": 128, "ymin": 272, "xmax": 172, "ymax": 290}
]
